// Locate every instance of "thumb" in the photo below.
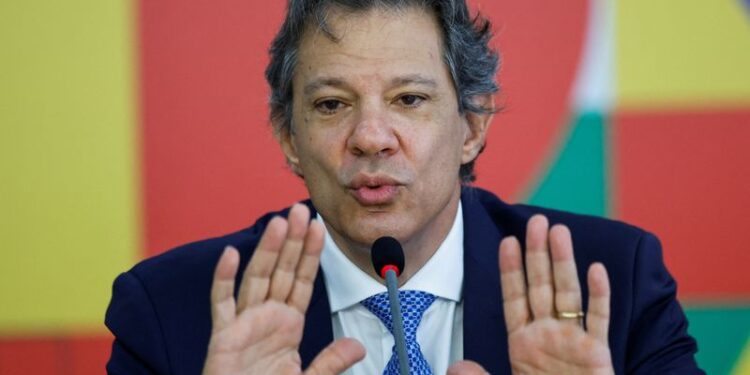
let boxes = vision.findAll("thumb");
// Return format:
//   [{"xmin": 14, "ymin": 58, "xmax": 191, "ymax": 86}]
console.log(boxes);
[
  {"xmin": 304, "ymin": 338, "xmax": 365, "ymax": 375},
  {"xmin": 447, "ymin": 360, "xmax": 489, "ymax": 375}
]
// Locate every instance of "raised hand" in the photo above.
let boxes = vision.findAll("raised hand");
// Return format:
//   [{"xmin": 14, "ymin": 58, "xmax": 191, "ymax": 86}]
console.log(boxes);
[
  {"xmin": 499, "ymin": 214, "xmax": 614, "ymax": 375},
  {"xmin": 202, "ymin": 204, "xmax": 365, "ymax": 375}
]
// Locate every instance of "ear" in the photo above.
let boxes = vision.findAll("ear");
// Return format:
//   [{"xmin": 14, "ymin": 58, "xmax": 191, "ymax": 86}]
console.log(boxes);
[
  {"xmin": 275, "ymin": 122, "xmax": 304, "ymax": 177},
  {"xmin": 461, "ymin": 94, "xmax": 494, "ymax": 164}
]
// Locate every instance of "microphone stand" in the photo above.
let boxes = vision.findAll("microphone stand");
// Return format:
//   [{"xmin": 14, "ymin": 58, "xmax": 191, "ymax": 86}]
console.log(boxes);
[{"xmin": 384, "ymin": 268, "xmax": 409, "ymax": 375}]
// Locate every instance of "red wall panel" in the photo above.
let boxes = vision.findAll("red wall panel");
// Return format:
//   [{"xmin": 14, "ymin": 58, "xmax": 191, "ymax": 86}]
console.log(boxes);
[
  {"xmin": 0, "ymin": 338, "xmax": 67, "ymax": 374},
  {"xmin": 69, "ymin": 336, "xmax": 113, "ymax": 375},
  {"xmin": 614, "ymin": 109, "xmax": 750, "ymax": 299},
  {"xmin": 139, "ymin": 1, "xmax": 307, "ymax": 255}
]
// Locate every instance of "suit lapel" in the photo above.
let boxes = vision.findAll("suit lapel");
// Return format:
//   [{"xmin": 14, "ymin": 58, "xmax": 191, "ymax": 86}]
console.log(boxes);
[
  {"xmin": 298, "ymin": 202, "xmax": 335, "ymax": 367},
  {"xmin": 299, "ymin": 269, "xmax": 334, "ymax": 368},
  {"xmin": 461, "ymin": 189, "xmax": 511, "ymax": 374}
]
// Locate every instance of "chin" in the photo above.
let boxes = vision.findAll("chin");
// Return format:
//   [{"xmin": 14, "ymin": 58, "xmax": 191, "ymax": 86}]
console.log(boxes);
[{"xmin": 342, "ymin": 217, "xmax": 411, "ymax": 247}]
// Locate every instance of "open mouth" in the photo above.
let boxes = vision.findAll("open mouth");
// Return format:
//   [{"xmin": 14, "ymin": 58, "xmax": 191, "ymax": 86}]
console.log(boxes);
[
  {"xmin": 347, "ymin": 174, "xmax": 403, "ymax": 206},
  {"xmin": 350, "ymin": 184, "xmax": 399, "ymax": 206}
]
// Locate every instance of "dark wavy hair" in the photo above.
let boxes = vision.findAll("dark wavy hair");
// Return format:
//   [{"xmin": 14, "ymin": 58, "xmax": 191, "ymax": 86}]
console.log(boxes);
[{"xmin": 265, "ymin": 0, "xmax": 499, "ymax": 182}]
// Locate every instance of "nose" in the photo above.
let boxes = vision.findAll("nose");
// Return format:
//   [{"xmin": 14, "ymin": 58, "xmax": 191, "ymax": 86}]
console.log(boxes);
[{"xmin": 346, "ymin": 105, "xmax": 399, "ymax": 157}]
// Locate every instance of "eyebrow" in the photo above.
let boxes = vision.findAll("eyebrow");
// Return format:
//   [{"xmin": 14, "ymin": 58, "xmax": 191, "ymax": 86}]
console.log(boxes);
[
  {"xmin": 302, "ymin": 74, "xmax": 438, "ymax": 96},
  {"xmin": 303, "ymin": 77, "xmax": 347, "ymax": 96}
]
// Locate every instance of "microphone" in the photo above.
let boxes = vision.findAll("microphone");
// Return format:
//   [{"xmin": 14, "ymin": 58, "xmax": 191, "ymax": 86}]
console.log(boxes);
[{"xmin": 371, "ymin": 236, "xmax": 409, "ymax": 375}]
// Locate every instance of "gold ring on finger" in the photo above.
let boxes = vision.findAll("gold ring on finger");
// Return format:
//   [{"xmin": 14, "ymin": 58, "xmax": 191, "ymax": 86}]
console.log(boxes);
[{"xmin": 557, "ymin": 311, "xmax": 585, "ymax": 319}]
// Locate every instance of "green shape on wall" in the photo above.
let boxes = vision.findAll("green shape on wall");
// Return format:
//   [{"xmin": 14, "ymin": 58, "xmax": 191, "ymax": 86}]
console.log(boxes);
[
  {"xmin": 684, "ymin": 305, "xmax": 750, "ymax": 375},
  {"xmin": 527, "ymin": 112, "xmax": 608, "ymax": 217}
]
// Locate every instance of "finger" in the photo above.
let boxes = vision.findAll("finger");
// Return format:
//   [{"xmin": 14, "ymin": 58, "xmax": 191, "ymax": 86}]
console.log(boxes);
[
  {"xmin": 499, "ymin": 236, "xmax": 529, "ymax": 333},
  {"xmin": 210, "ymin": 246, "xmax": 240, "ymax": 331},
  {"xmin": 447, "ymin": 360, "xmax": 489, "ymax": 375},
  {"xmin": 288, "ymin": 219, "xmax": 325, "ymax": 313},
  {"xmin": 268, "ymin": 204, "xmax": 310, "ymax": 302},
  {"xmin": 237, "ymin": 216, "xmax": 288, "ymax": 311},
  {"xmin": 525, "ymin": 214, "xmax": 554, "ymax": 319},
  {"xmin": 586, "ymin": 263, "xmax": 611, "ymax": 344},
  {"xmin": 549, "ymin": 224, "xmax": 583, "ymax": 325},
  {"xmin": 304, "ymin": 338, "xmax": 365, "ymax": 375}
]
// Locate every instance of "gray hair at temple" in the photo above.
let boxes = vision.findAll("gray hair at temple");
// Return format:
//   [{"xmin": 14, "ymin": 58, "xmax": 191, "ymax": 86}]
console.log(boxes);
[{"xmin": 265, "ymin": 0, "xmax": 500, "ymax": 183}]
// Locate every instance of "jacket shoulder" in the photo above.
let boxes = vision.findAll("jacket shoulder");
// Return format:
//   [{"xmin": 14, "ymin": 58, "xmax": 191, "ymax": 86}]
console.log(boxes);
[
  {"xmin": 466, "ymin": 186, "xmax": 650, "ymax": 247},
  {"xmin": 129, "ymin": 204, "xmax": 304, "ymax": 284}
]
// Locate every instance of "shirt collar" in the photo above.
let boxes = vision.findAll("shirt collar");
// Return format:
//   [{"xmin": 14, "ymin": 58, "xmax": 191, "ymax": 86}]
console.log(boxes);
[{"xmin": 319, "ymin": 203, "xmax": 465, "ymax": 313}]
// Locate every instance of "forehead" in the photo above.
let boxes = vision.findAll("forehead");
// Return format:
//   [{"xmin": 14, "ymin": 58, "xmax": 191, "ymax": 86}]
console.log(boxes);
[{"xmin": 294, "ymin": 6, "xmax": 449, "ymax": 86}]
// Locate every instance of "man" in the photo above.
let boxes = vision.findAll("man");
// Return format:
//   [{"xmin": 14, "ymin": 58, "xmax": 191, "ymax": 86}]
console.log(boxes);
[{"xmin": 106, "ymin": 0, "xmax": 703, "ymax": 374}]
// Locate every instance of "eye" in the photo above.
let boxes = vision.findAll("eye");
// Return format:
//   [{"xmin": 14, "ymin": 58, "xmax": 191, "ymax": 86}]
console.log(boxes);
[
  {"xmin": 315, "ymin": 99, "xmax": 345, "ymax": 115},
  {"xmin": 397, "ymin": 94, "xmax": 426, "ymax": 107}
]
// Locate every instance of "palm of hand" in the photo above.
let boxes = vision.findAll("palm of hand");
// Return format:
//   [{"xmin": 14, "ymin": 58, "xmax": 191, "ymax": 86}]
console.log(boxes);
[
  {"xmin": 507, "ymin": 318, "xmax": 613, "ymax": 375},
  {"xmin": 203, "ymin": 302, "xmax": 305, "ymax": 375}
]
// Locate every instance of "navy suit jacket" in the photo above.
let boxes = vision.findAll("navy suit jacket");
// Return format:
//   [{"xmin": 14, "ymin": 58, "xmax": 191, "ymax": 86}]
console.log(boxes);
[{"xmin": 106, "ymin": 187, "xmax": 703, "ymax": 374}]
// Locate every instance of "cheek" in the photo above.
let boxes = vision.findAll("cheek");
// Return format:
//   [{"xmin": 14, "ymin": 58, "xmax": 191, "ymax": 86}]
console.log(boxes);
[
  {"xmin": 415, "ymin": 118, "xmax": 465, "ymax": 161},
  {"xmin": 295, "ymin": 129, "xmax": 344, "ymax": 175},
  {"xmin": 406, "ymin": 132, "xmax": 463, "ymax": 189}
]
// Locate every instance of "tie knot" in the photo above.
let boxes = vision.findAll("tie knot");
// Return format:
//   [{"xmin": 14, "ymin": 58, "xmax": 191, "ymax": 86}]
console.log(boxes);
[{"xmin": 361, "ymin": 290, "xmax": 436, "ymax": 336}]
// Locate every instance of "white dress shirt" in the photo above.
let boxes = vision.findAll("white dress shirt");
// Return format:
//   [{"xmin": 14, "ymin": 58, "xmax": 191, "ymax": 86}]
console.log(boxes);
[{"xmin": 319, "ymin": 203, "xmax": 465, "ymax": 375}]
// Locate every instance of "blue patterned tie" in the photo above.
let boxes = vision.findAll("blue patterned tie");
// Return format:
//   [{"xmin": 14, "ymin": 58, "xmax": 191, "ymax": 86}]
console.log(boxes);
[{"xmin": 361, "ymin": 290, "xmax": 437, "ymax": 375}]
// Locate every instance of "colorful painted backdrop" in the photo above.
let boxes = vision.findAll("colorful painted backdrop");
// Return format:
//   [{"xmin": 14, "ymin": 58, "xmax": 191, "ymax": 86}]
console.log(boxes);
[{"xmin": 1, "ymin": 0, "xmax": 749, "ymax": 373}]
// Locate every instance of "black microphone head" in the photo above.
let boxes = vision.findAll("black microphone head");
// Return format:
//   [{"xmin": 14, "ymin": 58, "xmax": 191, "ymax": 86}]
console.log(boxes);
[{"xmin": 371, "ymin": 236, "xmax": 405, "ymax": 278}]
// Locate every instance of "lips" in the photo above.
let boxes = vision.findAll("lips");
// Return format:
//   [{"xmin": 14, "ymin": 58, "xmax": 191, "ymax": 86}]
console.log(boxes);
[{"xmin": 347, "ymin": 175, "xmax": 402, "ymax": 206}]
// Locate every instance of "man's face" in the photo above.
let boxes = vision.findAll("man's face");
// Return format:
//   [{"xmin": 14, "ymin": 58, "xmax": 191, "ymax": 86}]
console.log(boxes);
[{"xmin": 280, "ymin": 6, "xmax": 489, "ymax": 257}]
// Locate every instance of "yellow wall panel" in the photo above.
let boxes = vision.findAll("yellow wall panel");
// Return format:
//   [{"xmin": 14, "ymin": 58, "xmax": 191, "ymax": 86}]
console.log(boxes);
[
  {"xmin": 617, "ymin": 0, "xmax": 750, "ymax": 109},
  {"xmin": 0, "ymin": 1, "xmax": 139, "ymax": 334}
]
